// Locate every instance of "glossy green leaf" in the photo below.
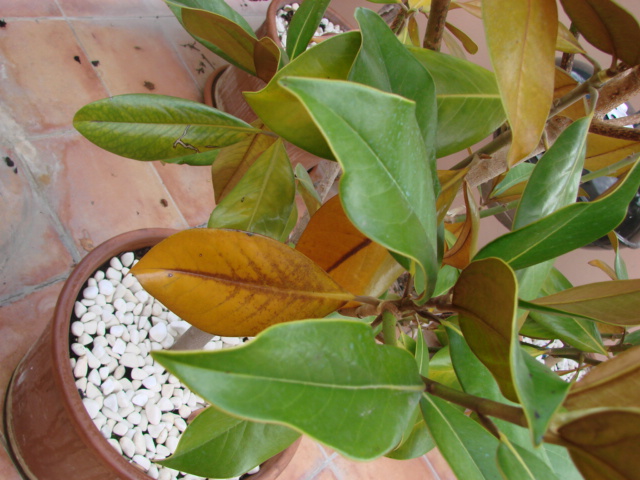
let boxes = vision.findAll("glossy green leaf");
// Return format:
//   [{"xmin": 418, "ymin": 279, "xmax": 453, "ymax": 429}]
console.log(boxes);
[
  {"xmin": 350, "ymin": 8, "xmax": 437, "ymax": 156},
  {"xmin": 386, "ymin": 406, "xmax": 435, "ymax": 460},
  {"xmin": 427, "ymin": 346, "xmax": 462, "ymax": 391},
  {"xmin": 560, "ymin": 0, "xmax": 640, "ymax": 66},
  {"xmin": 132, "ymin": 229, "xmax": 353, "ymax": 336},
  {"xmin": 286, "ymin": 0, "xmax": 331, "ymax": 60},
  {"xmin": 415, "ymin": 330, "xmax": 430, "ymax": 377},
  {"xmin": 483, "ymin": 0, "xmax": 557, "ymax": 166},
  {"xmin": 409, "ymin": 47, "xmax": 506, "ymax": 157},
  {"xmin": 153, "ymin": 319, "xmax": 424, "ymax": 460},
  {"xmin": 490, "ymin": 163, "xmax": 535, "ymax": 199},
  {"xmin": 245, "ymin": 32, "xmax": 362, "ymax": 159},
  {"xmin": 159, "ymin": 406, "xmax": 299, "ymax": 478},
  {"xmin": 421, "ymin": 394, "xmax": 502, "ymax": 480},
  {"xmin": 166, "ymin": 0, "xmax": 254, "ymax": 37},
  {"xmin": 294, "ymin": 163, "xmax": 321, "ymax": 216},
  {"xmin": 475, "ymin": 162, "xmax": 640, "ymax": 270},
  {"xmin": 526, "ymin": 279, "xmax": 640, "ymax": 326},
  {"xmin": 542, "ymin": 444, "xmax": 584, "ymax": 480},
  {"xmin": 432, "ymin": 264, "xmax": 459, "ymax": 297},
  {"xmin": 282, "ymin": 77, "xmax": 438, "ymax": 297},
  {"xmin": 208, "ymin": 140, "xmax": 295, "ymax": 239},
  {"xmin": 453, "ymin": 258, "xmax": 571, "ymax": 444},
  {"xmin": 497, "ymin": 437, "xmax": 560, "ymax": 480},
  {"xmin": 610, "ymin": 232, "xmax": 629, "ymax": 280},
  {"xmin": 181, "ymin": 8, "xmax": 259, "ymax": 75},
  {"xmin": 74, "ymin": 94, "xmax": 259, "ymax": 163}
]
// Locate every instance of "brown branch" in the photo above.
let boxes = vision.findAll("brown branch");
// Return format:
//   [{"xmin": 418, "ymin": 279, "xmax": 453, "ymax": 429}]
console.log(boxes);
[
  {"xmin": 595, "ymin": 65, "xmax": 640, "ymax": 119},
  {"xmin": 423, "ymin": 0, "xmax": 452, "ymax": 51},
  {"xmin": 589, "ymin": 119, "xmax": 640, "ymax": 142},
  {"xmin": 560, "ymin": 23, "xmax": 580, "ymax": 73},
  {"xmin": 600, "ymin": 112, "xmax": 640, "ymax": 127}
]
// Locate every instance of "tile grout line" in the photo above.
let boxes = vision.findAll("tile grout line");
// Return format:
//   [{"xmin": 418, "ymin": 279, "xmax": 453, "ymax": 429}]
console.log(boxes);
[
  {"xmin": 422, "ymin": 454, "xmax": 443, "ymax": 480},
  {"xmin": 0, "ymin": 271, "xmax": 69, "ymax": 307}
]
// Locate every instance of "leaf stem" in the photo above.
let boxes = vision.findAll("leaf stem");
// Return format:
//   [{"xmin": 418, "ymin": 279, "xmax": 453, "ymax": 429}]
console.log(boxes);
[
  {"xmin": 382, "ymin": 310, "xmax": 398, "ymax": 346},
  {"xmin": 580, "ymin": 154, "xmax": 640, "ymax": 183},
  {"xmin": 423, "ymin": 377, "xmax": 528, "ymax": 428}
]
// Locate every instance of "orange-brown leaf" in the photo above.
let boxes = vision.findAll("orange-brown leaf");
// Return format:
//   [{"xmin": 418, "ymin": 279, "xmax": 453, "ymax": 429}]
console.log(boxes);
[
  {"xmin": 132, "ymin": 229, "xmax": 353, "ymax": 336},
  {"xmin": 436, "ymin": 168, "xmax": 468, "ymax": 223},
  {"xmin": 296, "ymin": 195, "xmax": 404, "ymax": 303},
  {"xmin": 443, "ymin": 183, "xmax": 479, "ymax": 269}
]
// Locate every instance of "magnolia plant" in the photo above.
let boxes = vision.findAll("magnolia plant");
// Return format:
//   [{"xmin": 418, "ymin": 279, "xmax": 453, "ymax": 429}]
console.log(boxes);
[{"xmin": 73, "ymin": 0, "xmax": 640, "ymax": 478}]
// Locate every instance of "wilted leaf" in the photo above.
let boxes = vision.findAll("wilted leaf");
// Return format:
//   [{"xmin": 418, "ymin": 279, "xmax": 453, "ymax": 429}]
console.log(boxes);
[
  {"xmin": 132, "ymin": 229, "xmax": 353, "ymax": 336},
  {"xmin": 585, "ymin": 133, "xmax": 640, "ymax": 174},
  {"xmin": 246, "ymin": 32, "xmax": 362, "ymax": 159},
  {"xmin": 475, "ymin": 161, "xmax": 640, "ymax": 270},
  {"xmin": 208, "ymin": 140, "xmax": 295, "ymax": 240},
  {"xmin": 421, "ymin": 394, "xmax": 502, "ymax": 480},
  {"xmin": 409, "ymin": 47, "xmax": 506, "ymax": 157},
  {"xmin": 296, "ymin": 195, "xmax": 404, "ymax": 301},
  {"xmin": 281, "ymin": 77, "xmax": 438, "ymax": 297},
  {"xmin": 554, "ymin": 408, "xmax": 640, "ymax": 480},
  {"xmin": 211, "ymin": 122, "xmax": 277, "ymax": 202},
  {"xmin": 182, "ymin": 8, "xmax": 261, "ymax": 74},
  {"xmin": 437, "ymin": 168, "xmax": 468, "ymax": 223},
  {"xmin": 159, "ymin": 406, "xmax": 299, "ymax": 478},
  {"xmin": 527, "ymin": 279, "xmax": 640, "ymax": 326},
  {"xmin": 294, "ymin": 163, "xmax": 321, "ymax": 216},
  {"xmin": 560, "ymin": 0, "xmax": 640, "ymax": 65},
  {"xmin": 443, "ymin": 183, "xmax": 479, "ymax": 269},
  {"xmin": 286, "ymin": 0, "xmax": 331, "ymax": 60},
  {"xmin": 483, "ymin": 0, "xmax": 558, "ymax": 165},
  {"xmin": 74, "ymin": 94, "xmax": 260, "ymax": 163},
  {"xmin": 153, "ymin": 319, "xmax": 424, "ymax": 460},
  {"xmin": 565, "ymin": 346, "xmax": 640, "ymax": 410}
]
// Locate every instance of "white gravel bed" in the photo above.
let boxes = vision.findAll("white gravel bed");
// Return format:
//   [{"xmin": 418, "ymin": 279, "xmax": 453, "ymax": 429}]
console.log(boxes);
[
  {"xmin": 69, "ymin": 250, "xmax": 256, "ymax": 480},
  {"xmin": 275, "ymin": 2, "xmax": 343, "ymax": 50}
]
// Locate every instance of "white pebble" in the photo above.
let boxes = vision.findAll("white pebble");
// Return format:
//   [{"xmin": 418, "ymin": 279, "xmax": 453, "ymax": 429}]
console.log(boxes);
[
  {"xmin": 132, "ymin": 393, "xmax": 149, "ymax": 407},
  {"xmin": 114, "ymin": 365, "xmax": 126, "ymax": 380},
  {"xmin": 122, "ymin": 274, "xmax": 135, "ymax": 288},
  {"xmin": 83, "ymin": 285, "xmax": 99, "ymax": 299},
  {"xmin": 165, "ymin": 435, "xmax": 179, "ymax": 453},
  {"xmin": 71, "ymin": 321, "xmax": 84, "ymax": 337},
  {"xmin": 127, "ymin": 411, "xmax": 142, "ymax": 425},
  {"xmin": 106, "ymin": 267, "xmax": 122, "ymax": 282},
  {"xmin": 84, "ymin": 320, "xmax": 98, "ymax": 335},
  {"xmin": 82, "ymin": 398, "xmax": 100, "ymax": 419},
  {"xmin": 74, "ymin": 301, "xmax": 88, "ymax": 318},
  {"xmin": 112, "ymin": 338, "xmax": 126, "ymax": 355},
  {"xmin": 146, "ymin": 403, "xmax": 162, "ymax": 425},
  {"xmin": 120, "ymin": 352, "xmax": 139, "ymax": 368},
  {"xmin": 132, "ymin": 454, "xmax": 151, "ymax": 471},
  {"xmin": 85, "ymin": 382, "xmax": 102, "ymax": 400},
  {"xmin": 75, "ymin": 377, "xmax": 87, "ymax": 392},
  {"xmin": 98, "ymin": 279, "xmax": 115, "ymax": 296},
  {"xmin": 147, "ymin": 423, "xmax": 165, "ymax": 439},
  {"xmin": 121, "ymin": 252, "xmax": 135, "ymax": 267},
  {"xmin": 112, "ymin": 422, "xmax": 129, "ymax": 436},
  {"xmin": 120, "ymin": 436, "xmax": 135, "ymax": 458},
  {"xmin": 134, "ymin": 430, "xmax": 146, "ymax": 455},
  {"xmin": 101, "ymin": 377, "xmax": 117, "ymax": 395},
  {"xmin": 73, "ymin": 356, "xmax": 88, "ymax": 378},
  {"xmin": 142, "ymin": 375, "xmax": 158, "ymax": 389},
  {"xmin": 87, "ymin": 369, "xmax": 101, "ymax": 386}
]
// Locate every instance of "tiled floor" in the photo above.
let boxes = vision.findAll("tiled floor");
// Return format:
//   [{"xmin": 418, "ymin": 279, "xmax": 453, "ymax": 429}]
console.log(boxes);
[{"xmin": 0, "ymin": 0, "xmax": 453, "ymax": 478}]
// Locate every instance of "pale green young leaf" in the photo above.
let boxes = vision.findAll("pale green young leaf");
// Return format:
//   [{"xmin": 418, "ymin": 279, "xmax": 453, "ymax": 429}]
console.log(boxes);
[
  {"xmin": 74, "ymin": 94, "xmax": 259, "ymax": 163},
  {"xmin": 159, "ymin": 406, "xmax": 299, "ymax": 478},
  {"xmin": 281, "ymin": 77, "xmax": 438, "ymax": 297},
  {"xmin": 208, "ymin": 139, "xmax": 295, "ymax": 240},
  {"xmin": 153, "ymin": 319, "xmax": 424, "ymax": 460}
]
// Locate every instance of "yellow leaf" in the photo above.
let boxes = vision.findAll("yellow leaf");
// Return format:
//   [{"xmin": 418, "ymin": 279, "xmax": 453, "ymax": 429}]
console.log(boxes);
[
  {"xmin": 553, "ymin": 67, "xmax": 587, "ymax": 121},
  {"xmin": 452, "ymin": 1, "xmax": 482, "ymax": 18},
  {"xmin": 556, "ymin": 22, "xmax": 586, "ymax": 54},
  {"xmin": 409, "ymin": 0, "xmax": 431, "ymax": 9},
  {"xmin": 484, "ymin": 0, "xmax": 558, "ymax": 166},
  {"xmin": 132, "ymin": 229, "xmax": 354, "ymax": 336},
  {"xmin": 585, "ymin": 133, "xmax": 640, "ymax": 174},
  {"xmin": 445, "ymin": 22, "xmax": 478, "ymax": 54},
  {"xmin": 296, "ymin": 196, "xmax": 404, "ymax": 306},
  {"xmin": 565, "ymin": 346, "xmax": 640, "ymax": 410},
  {"xmin": 588, "ymin": 259, "xmax": 618, "ymax": 281},
  {"xmin": 443, "ymin": 183, "xmax": 479, "ymax": 269}
]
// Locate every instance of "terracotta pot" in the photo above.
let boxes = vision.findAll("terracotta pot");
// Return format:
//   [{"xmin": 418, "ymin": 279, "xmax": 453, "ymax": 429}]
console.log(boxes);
[
  {"xmin": 204, "ymin": 0, "xmax": 354, "ymax": 172},
  {"xmin": 5, "ymin": 228, "xmax": 300, "ymax": 479}
]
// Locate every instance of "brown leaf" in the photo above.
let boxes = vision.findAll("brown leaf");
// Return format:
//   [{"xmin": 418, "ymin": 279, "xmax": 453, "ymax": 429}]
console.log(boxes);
[
  {"xmin": 553, "ymin": 68, "xmax": 587, "ymax": 121},
  {"xmin": 296, "ymin": 195, "xmax": 404, "ymax": 305},
  {"xmin": 436, "ymin": 168, "xmax": 468, "ymax": 223},
  {"xmin": 254, "ymin": 36, "xmax": 280, "ymax": 83},
  {"xmin": 132, "ymin": 229, "xmax": 353, "ymax": 336},
  {"xmin": 443, "ymin": 183, "xmax": 479, "ymax": 269}
]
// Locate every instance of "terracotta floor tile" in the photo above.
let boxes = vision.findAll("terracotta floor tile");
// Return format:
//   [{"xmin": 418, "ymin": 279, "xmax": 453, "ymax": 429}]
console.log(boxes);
[
  {"xmin": 0, "ymin": 281, "xmax": 64, "ymax": 432},
  {"xmin": 0, "ymin": 0, "xmax": 61, "ymax": 17},
  {"xmin": 0, "ymin": 20, "xmax": 109, "ymax": 135},
  {"xmin": 153, "ymin": 162, "xmax": 215, "ymax": 227},
  {"xmin": 426, "ymin": 449, "xmax": 457, "ymax": 480},
  {"xmin": 278, "ymin": 437, "xmax": 329, "ymax": 480},
  {"xmin": 309, "ymin": 466, "xmax": 339, "ymax": 480},
  {"xmin": 28, "ymin": 133, "xmax": 188, "ymax": 254},
  {"xmin": 332, "ymin": 455, "xmax": 439, "ymax": 480},
  {"xmin": 71, "ymin": 17, "xmax": 201, "ymax": 101},
  {"xmin": 57, "ymin": 0, "xmax": 169, "ymax": 17},
  {"xmin": 0, "ymin": 150, "xmax": 73, "ymax": 299},
  {"xmin": 0, "ymin": 442, "xmax": 22, "ymax": 480}
]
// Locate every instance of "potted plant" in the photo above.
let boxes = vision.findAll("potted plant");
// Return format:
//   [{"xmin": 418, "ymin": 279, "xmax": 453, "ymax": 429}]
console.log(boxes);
[{"xmin": 70, "ymin": 0, "xmax": 640, "ymax": 478}]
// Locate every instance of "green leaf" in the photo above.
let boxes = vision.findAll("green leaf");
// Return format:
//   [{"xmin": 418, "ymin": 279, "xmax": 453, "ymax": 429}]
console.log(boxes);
[
  {"xmin": 245, "ymin": 31, "xmax": 362, "ymax": 159},
  {"xmin": 286, "ymin": 0, "xmax": 331, "ymax": 60},
  {"xmin": 153, "ymin": 319, "xmax": 424, "ymax": 460},
  {"xmin": 497, "ymin": 437, "xmax": 560, "ymax": 480},
  {"xmin": 428, "ymin": 346, "xmax": 462, "ymax": 391},
  {"xmin": 475, "ymin": 161, "xmax": 640, "ymax": 270},
  {"xmin": 166, "ymin": 0, "xmax": 255, "ymax": 38},
  {"xmin": 281, "ymin": 77, "xmax": 438, "ymax": 297},
  {"xmin": 421, "ymin": 394, "xmax": 502, "ymax": 480},
  {"xmin": 483, "ymin": 0, "xmax": 557, "ymax": 165},
  {"xmin": 409, "ymin": 46, "xmax": 506, "ymax": 157},
  {"xmin": 208, "ymin": 139, "xmax": 295, "ymax": 239},
  {"xmin": 294, "ymin": 163, "xmax": 321, "ymax": 216},
  {"xmin": 525, "ymin": 279, "xmax": 640, "ymax": 327},
  {"xmin": 452, "ymin": 258, "xmax": 570, "ymax": 444},
  {"xmin": 350, "ymin": 8, "xmax": 438, "ymax": 156},
  {"xmin": 159, "ymin": 406, "xmax": 299, "ymax": 478},
  {"xmin": 542, "ymin": 444, "xmax": 584, "ymax": 480},
  {"xmin": 386, "ymin": 406, "xmax": 435, "ymax": 460},
  {"xmin": 415, "ymin": 330, "xmax": 430, "ymax": 376},
  {"xmin": 73, "ymin": 94, "xmax": 259, "ymax": 163},
  {"xmin": 181, "ymin": 7, "xmax": 260, "ymax": 75},
  {"xmin": 490, "ymin": 163, "xmax": 535, "ymax": 199}
]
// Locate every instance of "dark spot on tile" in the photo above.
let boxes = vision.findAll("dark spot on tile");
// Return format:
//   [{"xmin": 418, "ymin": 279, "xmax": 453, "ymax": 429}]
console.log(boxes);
[
  {"xmin": 134, "ymin": 45, "xmax": 142, "ymax": 50},
  {"xmin": 0, "ymin": 20, "xmax": 7, "ymax": 28},
  {"xmin": 4, "ymin": 156, "xmax": 14, "ymax": 167},
  {"xmin": 74, "ymin": 55, "xmax": 81, "ymax": 63},
  {"xmin": 13, "ymin": 167, "xmax": 17, "ymax": 174},
  {"xmin": 143, "ymin": 81, "xmax": 155, "ymax": 91},
  {"xmin": 91, "ymin": 60, "xmax": 100, "ymax": 66},
  {"xmin": 160, "ymin": 198, "xmax": 168, "ymax": 207}
]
